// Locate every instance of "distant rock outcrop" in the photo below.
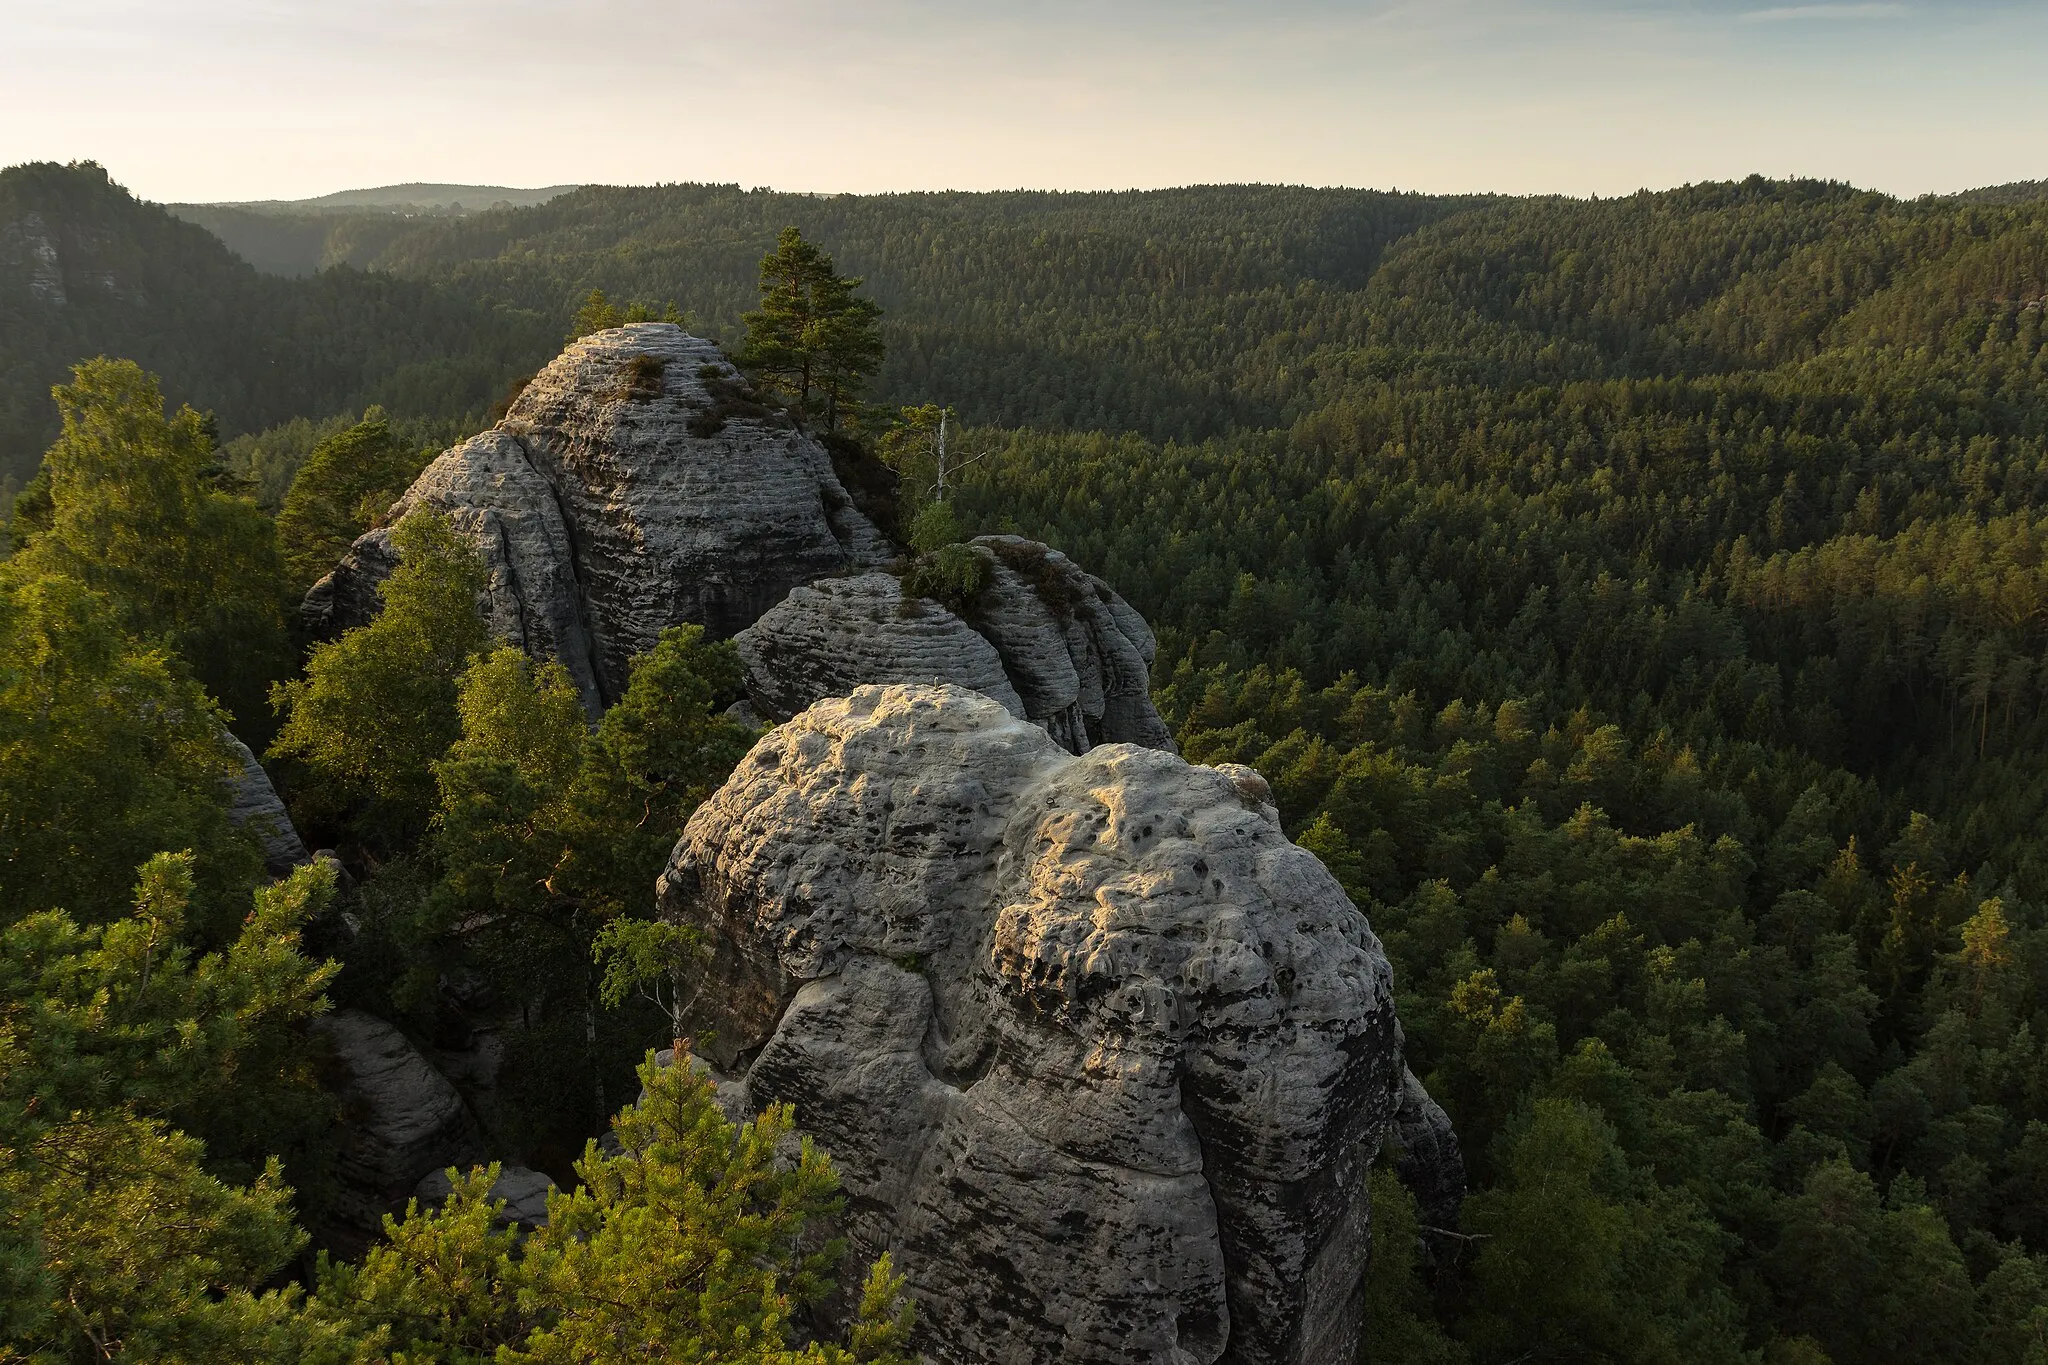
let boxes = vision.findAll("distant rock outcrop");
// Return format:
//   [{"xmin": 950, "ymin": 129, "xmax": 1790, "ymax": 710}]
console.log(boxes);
[
  {"xmin": 306, "ymin": 323, "xmax": 1174, "ymax": 750},
  {"xmin": 657, "ymin": 684, "xmax": 1415, "ymax": 1365},
  {"xmin": 735, "ymin": 537, "xmax": 1173, "ymax": 754}
]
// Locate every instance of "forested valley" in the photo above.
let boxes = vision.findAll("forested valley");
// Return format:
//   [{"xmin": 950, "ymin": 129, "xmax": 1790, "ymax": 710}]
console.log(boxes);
[{"xmin": 3, "ymin": 158, "xmax": 2047, "ymax": 1362}]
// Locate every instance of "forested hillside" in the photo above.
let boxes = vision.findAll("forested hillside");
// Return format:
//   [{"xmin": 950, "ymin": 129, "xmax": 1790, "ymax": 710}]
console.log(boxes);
[
  {"xmin": 4, "ymin": 162, "xmax": 2047, "ymax": 1362},
  {"xmin": 0, "ymin": 162, "xmax": 557, "ymax": 486}
]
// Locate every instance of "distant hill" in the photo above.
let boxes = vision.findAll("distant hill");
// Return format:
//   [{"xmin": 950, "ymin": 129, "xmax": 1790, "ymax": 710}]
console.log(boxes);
[
  {"xmin": 208, "ymin": 183, "xmax": 580, "ymax": 214},
  {"xmin": 0, "ymin": 161, "xmax": 556, "ymax": 483},
  {"xmin": 168, "ymin": 185, "xmax": 580, "ymax": 276},
  {"xmin": 1953, "ymin": 179, "xmax": 2048, "ymax": 204}
]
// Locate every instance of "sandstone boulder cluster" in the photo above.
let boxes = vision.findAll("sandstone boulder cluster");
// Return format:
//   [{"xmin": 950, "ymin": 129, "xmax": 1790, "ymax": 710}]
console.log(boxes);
[
  {"xmin": 305, "ymin": 324, "xmax": 1172, "ymax": 752},
  {"xmin": 283, "ymin": 325, "xmax": 1459, "ymax": 1362}
]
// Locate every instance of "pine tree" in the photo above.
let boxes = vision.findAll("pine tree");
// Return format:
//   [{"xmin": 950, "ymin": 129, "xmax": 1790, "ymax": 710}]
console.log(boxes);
[{"xmin": 738, "ymin": 228, "xmax": 883, "ymax": 430}]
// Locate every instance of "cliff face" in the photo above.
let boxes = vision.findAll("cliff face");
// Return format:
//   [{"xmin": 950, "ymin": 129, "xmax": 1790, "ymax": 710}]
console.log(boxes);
[
  {"xmin": 307, "ymin": 324, "xmax": 1174, "ymax": 751},
  {"xmin": 658, "ymin": 684, "xmax": 1410, "ymax": 1365}
]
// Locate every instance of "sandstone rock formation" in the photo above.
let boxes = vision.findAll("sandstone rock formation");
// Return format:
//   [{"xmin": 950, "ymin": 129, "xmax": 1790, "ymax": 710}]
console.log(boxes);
[
  {"xmin": 306, "ymin": 324, "xmax": 895, "ymax": 712},
  {"xmin": 313, "ymin": 1009, "xmax": 485, "ymax": 1254},
  {"xmin": 733, "ymin": 572, "xmax": 1027, "ymax": 725},
  {"xmin": 658, "ymin": 684, "xmax": 1412, "ymax": 1365},
  {"xmin": 219, "ymin": 726, "xmax": 310, "ymax": 877},
  {"xmin": 1390, "ymin": 1066, "xmax": 1465, "ymax": 1237},
  {"xmin": 304, "ymin": 324, "xmax": 1174, "ymax": 750},
  {"xmin": 735, "ymin": 538, "xmax": 1174, "ymax": 755}
]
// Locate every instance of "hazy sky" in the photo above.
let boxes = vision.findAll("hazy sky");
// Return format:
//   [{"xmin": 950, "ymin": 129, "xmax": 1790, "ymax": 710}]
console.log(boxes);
[{"xmin": 2, "ymin": 0, "xmax": 2042, "ymax": 202}]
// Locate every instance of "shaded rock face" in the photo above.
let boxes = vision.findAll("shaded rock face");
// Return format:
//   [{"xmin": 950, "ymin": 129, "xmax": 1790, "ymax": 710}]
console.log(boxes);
[
  {"xmin": 415, "ymin": 1165, "xmax": 556, "ymax": 1234},
  {"xmin": 312, "ymin": 1009, "xmax": 485, "ymax": 1255},
  {"xmin": 1391, "ymin": 1065, "xmax": 1466, "ymax": 1236},
  {"xmin": 305, "ymin": 324, "xmax": 893, "ymax": 711},
  {"xmin": 658, "ymin": 684, "xmax": 1407, "ymax": 1365},
  {"xmin": 218, "ymin": 727, "xmax": 310, "ymax": 877},
  {"xmin": 734, "ymin": 573, "xmax": 1027, "ymax": 725},
  {"xmin": 734, "ymin": 539, "xmax": 1174, "ymax": 756}
]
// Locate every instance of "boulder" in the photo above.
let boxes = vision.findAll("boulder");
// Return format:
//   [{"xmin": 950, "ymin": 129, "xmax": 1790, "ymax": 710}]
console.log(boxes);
[
  {"xmin": 305, "ymin": 324, "xmax": 894, "ymax": 712},
  {"xmin": 965, "ymin": 535, "xmax": 1174, "ymax": 753},
  {"xmin": 313, "ymin": 1009, "xmax": 485, "ymax": 1254},
  {"xmin": 218, "ymin": 726, "xmax": 309, "ymax": 877},
  {"xmin": 1390, "ymin": 1065, "xmax": 1465, "ymax": 1237},
  {"xmin": 734, "ymin": 541, "xmax": 1175, "ymax": 755},
  {"xmin": 734, "ymin": 573, "xmax": 1027, "ymax": 724},
  {"xmin": 657, "ymin": 684, "xmax": 1412, "ymax": 1365}
]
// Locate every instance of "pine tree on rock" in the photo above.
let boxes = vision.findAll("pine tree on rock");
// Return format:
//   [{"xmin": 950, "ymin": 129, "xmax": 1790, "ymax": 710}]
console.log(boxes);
[{"xmin": 738, "ymin": 227, "xmax": 883, "ymax": 431}]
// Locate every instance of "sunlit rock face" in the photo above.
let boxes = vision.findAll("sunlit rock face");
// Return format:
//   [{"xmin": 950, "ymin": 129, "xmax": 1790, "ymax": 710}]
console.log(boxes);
[{"xmin": 657, "ymin": 683, "xmax": 1412, "ymax": 1365}]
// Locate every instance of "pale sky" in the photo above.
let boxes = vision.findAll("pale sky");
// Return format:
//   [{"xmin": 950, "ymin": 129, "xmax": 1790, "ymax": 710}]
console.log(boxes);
[{"xmin": 1, "ymin": 0, "xmax": 2042, "ymax": 203}]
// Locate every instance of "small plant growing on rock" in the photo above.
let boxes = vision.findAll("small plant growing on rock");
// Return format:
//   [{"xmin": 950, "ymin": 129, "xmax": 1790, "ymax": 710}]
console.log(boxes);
[
  {"xmin": 903, "ymin": 541, "xmax": 991, "ymax": 615},
  {"xmin": 621, "ymin": 353, "xmax": 666, "ymax": 400}
]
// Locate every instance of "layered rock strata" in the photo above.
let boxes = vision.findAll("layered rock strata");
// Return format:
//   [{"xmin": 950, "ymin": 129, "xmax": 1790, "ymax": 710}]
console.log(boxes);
[
  {"xmin": 657, "ymin": 684, "xmax": 1410, "ymax": 1365},
  {"xmin": 305, "ymin": 324, "xmax": 895, "ymax": 712},
  {"xmin": 735, "ymin": 538, "xmax": 1173, "ymax": 755},
  {"xmin": 312, "ymin": 1009, "xmax": 486, "ymax": 1255},
  {"xmin": 219, "ymin": 726, "xmax": 310, "ymax": 877}
]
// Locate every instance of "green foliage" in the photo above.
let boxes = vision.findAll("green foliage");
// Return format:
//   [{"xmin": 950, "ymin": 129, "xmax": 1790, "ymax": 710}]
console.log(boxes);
[
  {"xmin": 567, "ymin": 287, "xmax": 679, "ymax": 340},
  {"xmin": 901, "ymin": 540, "xmax": 991, "ymax": 614},
  {"xmin": 274, "ymin": 411, "xmax": 429, "ymax": 590},
  {"xmin": 592, "ymin": 917, "xmax": 705, "ymax": 1050},
  {"xmin": 0, "ymin": 568, "xmax": 256, "ymax": 935},
  {"xmin": 268, "ymin": 509, "xmax": 488, "ymax": 843},
  {"xmin": 738, "ymin": 228, "xmax": 883, "ymax": 431},
  {"xmin": 1462, "ymin": 1097, "xmax": 1746, "ymax": 1364},
  {"xmin": 9, "ymin": 358, "xmax": 289, "ymax": 729},
  {"xmin": 363, "ymin": 628, "xmax": 750, "ymax": 1147},
  {"xmin": 1360, "ymin": 1166, "xmax": 1466, "ymax": 1364},
  {"xmin": 308, "ymin": 1057, "xmax": 917, "ymax": 1364},
  {"xmin": 906, "ymin": 498, "xmax": 961, "ymax": 554},
  {"xmin": 0, "ymin": 856, "xmax": 342, "ymax": 1362},
  {"xmin": 19, "ymin": 171, "xmax": 2048, "ymax": 1359}
]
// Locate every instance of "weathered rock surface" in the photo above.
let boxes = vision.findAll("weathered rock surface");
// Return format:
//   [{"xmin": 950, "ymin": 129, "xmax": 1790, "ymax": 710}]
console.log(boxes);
[
  {"xmin": 967, "ymin": 535, "xmax": 1175, "ymax": 753},
  {"xmin": 304, "ymin": 325, "xmax": 1174, "ymax": 747},
  {"xmin": 305, "ymin": 324, "xmax": 894, "ymax": 711},
  {"xmin": 218, "ymin": 726, "xmax": 309, "ymax": 877},
  {"xmin": 1390, "ymin": 1066, "xmax": 1465, "ymax": 1236},
  {"xmin": 735, "ymin": 573, "xmax": 1027, "ymax": 723},
  {"xmin": 313, "ymin": 1009, "xmax": 485, "ymax": 1254},
  {"xmin": 658, "ymin": 684, "xmax": 1410, "ymax": 1365},
  {"xmin": 734, "ymin": 539, "xmax": 1175, "ymax": 755}
]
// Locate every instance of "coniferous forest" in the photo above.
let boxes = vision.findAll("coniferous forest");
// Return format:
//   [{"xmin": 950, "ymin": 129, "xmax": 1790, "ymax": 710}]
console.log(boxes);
[{"xmin": 3, "ymin": 158, "xmax": 2048, "ymax": 1362}]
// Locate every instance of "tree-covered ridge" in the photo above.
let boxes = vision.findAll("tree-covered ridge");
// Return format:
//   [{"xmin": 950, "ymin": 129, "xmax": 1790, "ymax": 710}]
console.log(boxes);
[{"xmin": 0, "ymin": 162, "xmax": 558, "ymax": 486}]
